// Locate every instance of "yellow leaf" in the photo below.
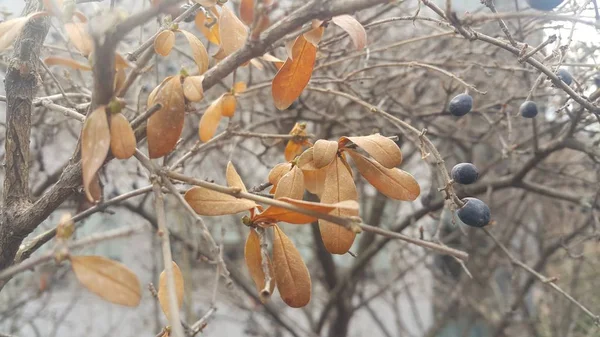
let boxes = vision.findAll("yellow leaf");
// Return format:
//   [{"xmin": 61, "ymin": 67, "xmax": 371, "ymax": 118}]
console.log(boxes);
[
  {"xmin": 110, "ymin": 113, "xmax": 136, "ymax": 159},
  {"xmin": 273, "ymin": 165, "xmax": 304, "ymax": 200},
  {"xmin": 268, "ymin": 162, "xmax": 292, "ymax": 193},
  {"xmin": 220, "ymin": 93, "xmax": 237, "ymax": 117},
  {"xmin": 331, "ymin": 15, "xmax": 367, "ymax": 50},
  {"xmin": 272, "ymin": 225, "xmax": 311, "ymax": 308},
  {"xmin": 184, "ymin": 186, "xmax": 257, "ymax": 216},
  {"xmin": 183, "ymin": 75, "xmax": 204, "ymax": 102},
  {"xmin": 157, "ymin": 261, "xmax": 185, "ymax": 322},
  {"xmin": 194, "ymin": 11, "xmax": 220, "ymax": 45},
  {"xmin": 198, "ymin": 94, "xmax": 225, "ymax": 142},
  {"xmin": 65, "ymin": 21, "xmax": 93, "ymax": 56},
  {"xmin": 346, "ymin": 150, "xmax": 420, "ymax": 201},
  {"xmin": 44, "ymin": 56, "xmax": 91, "ymax": 70},
  {"xmin": 341, "ymin": 134, "xmax": 402, "ymax": 169},
  {"xmin": 226, "ymin": 161, "xmax": 247, "ymax": 193},
  {"xmin": 82, "ymin": 106, "xmax": 110, "ymax": 202},
  {"xmin": 179, "ymin": 30, "xmax": 209, "ymax": 74},
  {"xmin": 70, "ymin": 255, "xmax": 141, "ymax": 307},
  {"xmin": 219, "ymin": 6, "xmax": 248, "ymax": 57},
  {"xmin": 272, "ymin": 35, "xmax": 316, "ymax": 110},
  {"xmin": 240, "ymin": 0, "xmax": 254, "ymax": 25},
  {"xmin": 303, "ymin": 167, "xmax": 326, "ymax": 197},
  {"xmin": 154, "ymin": 30, "xmax": 175, "ymax": 57},
  {"xmin": 319, "ymin": 156, "xmax": 358, "ymax": 254},
  {"xmin": 245, "ymin": 230, "xmax": 275, "ymax": 299},
  {"xmin": 147, "ymin": 76, "xmax": 185, "ymax": 158},
  {"xmin": 312, "ymin": 139, "xmax": 338, "ymax": 169}
]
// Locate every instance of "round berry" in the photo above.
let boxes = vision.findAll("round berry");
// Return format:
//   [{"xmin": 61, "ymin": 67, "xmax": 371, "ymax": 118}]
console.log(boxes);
[
  {"xmin": 456, "ymin": 198, "xmax": 491, "ymax": 228},
  {"xmin": 557, "ymin": 68, "xmax": 573, "ymax": 86},
  {"xmin": 519, "ymin": 101, "xmax": 538, "ymax": 118},
  {"xmin": 526, "ymin": 0, "xmax": 563, "ymax": 11},
  {"xmin": 448, "ymin": 94, "xmax": 473, "ymax": 117},
  {"xmin": 451, "ymin": 163, "xmax": 479, "ymax": 185}
]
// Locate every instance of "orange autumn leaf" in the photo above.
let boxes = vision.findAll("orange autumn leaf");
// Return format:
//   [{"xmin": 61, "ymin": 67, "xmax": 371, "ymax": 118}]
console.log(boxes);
[
  {"xmin": 319, "ymin": 156, "xmax": 358, "ymax": 254},
  {"xmin": 219, "ymin": 6, "xmax": 248, "ymax": 57},
  {"xmin": 346, "ymin": 150, "xmax": 420, "ymax": 201},
  {"xmin": 157, "ymin": 261, "xmax": 185, "ymax": 322},
  {"xmin": 239, "ymin": 0, "xmax": 254, "ymax": 25},
  {"xmin": 268, "ymin": 162, "xmax": 292, "ymax": 193},
  {"xmin": 194, "ymin": 11, "xmax": 220, "ymax": 45},
  {"xmin": 272, "ymin": 35, "xmax": 317, "ymax": 110},
  {"xmin": 44, "ymin": 56, "xmax": 91, "ymax": 70},
  {"xmin": 303, "ymin": 167, "xmax": 326, "ymax": 197},
  {"xmin": 65, "ymin": 21, "xmax": 93, "ymax": 56},
  {"xmin": 154, "ymin": 30, "xmax": 175, "ymax": 56},
  {"xmin": 273, "ymin": 165, "xmax": 304, "ymax": 200},
  {"xmin": 331, "ymin": 15, "xmax": 367, "ymax": 50},
  {"xmin": 313, "ymin": 139, "xmax": 338, "ymax": 169},
  {"xmin": 253, "ymin": 198, "xmax": 358, "ymax": 225},
  {"xmin": 244, "ymin": 229, "xmax": 275, "ymax": 298},
  {"xmin": 341, "ymin": 134, "xmax": 402, "ymax": 169},
  {"xmin": 183, "ymin": 75, "xmax": 204, "ymax": 102},
  {"xmin": 180, "ymin": 30, "xmax": 209, "ymax": 74},
  {"xmin": 198, "ymin": 94, "xmax": 225, "ymax": 142},
  {"xmin": 233, "ymin": 81, "xmax": 247, "ymax": 94},
  {"xmin": 70, "ymin": 255, "xmax": 141, "ymax": 307},
  {"xmin": 284, "ymin": 141, "xmax": 303, "ymax": 162},
  {"xmin": 114, "ymin": 53, "xmax": 131, "ymax": 69},
  {"xmin": 220, "ymin": 93, "xmax": 237, "ymax": 117},
  {"xmin": 272, "ymin": 225, "xmax": 311, "ymax": 308},
  {"xmin": 226, "ymin": 161, "xmax": 248, "ymax": 193},
  {"xmin": 110, "ymin": 113, "xmax": 136, "ymax": 159},
  {"xmin": 147, "ymin": 76, "xmax": 185, "ymax": 158},
  {"xmin": 184, "ymin": 186, "xmax": 257, "ymax": 216},
  {"xmin": 81, "ymin": 106, "xmax": 110, "ymax": 202}
]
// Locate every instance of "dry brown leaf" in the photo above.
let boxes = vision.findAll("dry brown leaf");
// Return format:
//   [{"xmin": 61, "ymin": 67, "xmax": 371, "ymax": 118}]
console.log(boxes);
[
  {"xmin": 220, "ymin": 93, "xmax": 237, "ymax": 117},
  {"xmin": 147, "ymin": 76, "xmax": 172, "ymax": 108},
  {"xmin": 198, "ymin": 94, "xmax": 224, "ymax": 142},
  {"xmin": 157, "ymin": 261, "xmax": 185, "ymax": 322},
  {"xmin": 284, "ymin": 141, "xmax": 303, "ymax": 162},
  {"xmin": 253, "ymin": 198, "xmax": 358, "ymax": 224},
  {"xmin": 240, "ymin": 0, "xmax": 254, "ymax": 25},
  {"xmin": 70, "ymin": 255, "xmax": 141, "ymax": 307},
  {"xmin": 318, "ymin": 156, "xmax": 358, "ymax": 254},
  {"xmin": 183, "ymin": 75, "xmax": 204, "ymax": 102},
  {"xmin": 272, "ymin": 35, "xmax": 317, "ymax": 110},
  {"xmin": 147, "ymin": 76, "xmax": 185, "ymax": 158},
  {"xmin": 226, "ymin": 161, "xmax": 247, "ymax": 193},
  {"xmin": 114, "ymin": 53, "xmax": 131, "ymax": 69},
  {"xmin": 273, "ymin": 165, "xmax": 304, "ymax": 200},
  {"xmin": 346, "ymin": 150, "xmax": 420, "ymax": 201},
  {"xmin": 341, "ymin": 134, "xmax": 402, "ymax": 169},
  {"xmin": 180, "ymin": 30, "xmax": 209, "ymax": 74},
  {"xmin": 65, "ymin": 21, "xmax": 93, "ymax": 56},
  {"xmin": 194, "ymin": 11, "xmax": 220, "ymax": 45},
  {"xmin": 82, "ymin": 106, "xmax": 110, "ymax": 202},
  {"xmin": 0, "ymin": 13, "xmax": 46, "ymax": 52},
  {"xmin": 331, "ymin": 15, "xmax": 367, "ymax": 50},
  {"xmin": 44, "ymin": 56, "xmax": 91, "ymax": 70},
  {"xmin": 268, "ymin": 162, "xmax": 292, "ymax": 193},
  {"xmin": 244, "ymin": 230, "xmax": 275, "ymax": 298},
  {"xmin": 272, "ymin": 225, "xmax": 311, "ymax": 308},
  {"xmin": 313, "ymin": 140, "xmax": 338, "ymax": 169},
  {"xmin": 184, "ymin": 186, "xmax": 257, "ymax": 216},
  {"xmin": 154, "ymin": 30, "xmax": 175, "ymax": 56},
  {"xmin": 219, "ymin": 6, "xmax": 248, "ymax": 57},
  {"xmin": 109, "ymin": 113, "xmax": 136, "ymax": 159},
  {"xmin": 303, "ymin": 167, "xmax": 326, "ymax": 197},
  {"xmin": 303, "ymin": 25, "xmax": 324, "ymax": 47},
  {"xmin": 297, "ymin": 148, "xmax": 318, "ymax": 171}
]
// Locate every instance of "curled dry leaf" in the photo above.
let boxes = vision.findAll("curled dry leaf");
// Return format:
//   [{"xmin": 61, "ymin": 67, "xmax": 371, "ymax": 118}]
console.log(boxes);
[
  {"xmin": 346, "ymin": 150, "xmax": 420, "ymax": 201},
  {"xmin": 239, "ymin": 0, "xmax": 254, "ymax": 25},
  {"xmin": 183, "ymin": 75, "xmax": 204, "ymax": 102},
  {"xmin": 245, "ymin": 229, "xmax": 275, "ymax": 298},
  {"xmin": 220, "ymin": 93, "xmax": 237, "ymax": 117},
  {"xmin": 272, "ymin": 225, "xmax": 311, "ymax": 308},
  {"xmin": 319, "ymin": 156, "xmax": 358, "ymax": 254},
  {"xmin": 82, "ymin": 106, "xmax": 110, "ymax": 202},
  {"xmin": 194, "ymin": 11, "xmax": 220, "ymax": 45},
  {"xmin": 180, "ymin": 30, "xmax": 209, "ymax": 74},
  {"xmin": 154, "ymin": 30, "xmax": 175, "ymax": 57},
  {"xmin": 110, "ymin": 113, "xmax": 136, "ymax": 159},
  {"xmin": 272, "ymin": 35, "xmax": 317, "ymax": 110},
  {"xmin": 65, "ymin": 21, "xmax": 93, "ymax": 56},
  {"xmin": 184, "ymin": 186, "xmax": 257, "ymax": 216},
  {"xmin": 219, "ymin": 6, "xmax": 248, "ymax": 57},
  {"xmin": 303, "ymin": 167, "xmax": 326, "ymax": 197},
  {"xmin": 198, "ymin": 95, "xmax": 224, "ymax": 142},
  {"xmin": 253, "ymin": 198, "xmax": 359, "ymax": 225},
  {"xmin": 226, "ymin": 161, "xmax": 247, "ymax": 193},
  {"xmin": 331, "ymin": 15, "xmax": 367, "ymax": 50},
  {"xmin": 157, "ymin": 261, "xmax": 185, "ymax": 322},
  {"xmin": 44, "ymin": 56, "xmax": 91, "ymax": 70},
  {"xmin": 273, "ymin": 165, "xmax": 304, "ymax": 200},
  {"xmin": 147, "ymin": 76, "xmax": 185, "ymax": 158},
  {"xmin": 341, "ymin": 134, "xmax": 402, "ymax": 169},
  {"xmin": 70, "ymin": 255, "xmax": 141, "ymax": 307},
  {"xmin": 297, "ymin": 148, "xmax": 318, "ymax": 171},
  {"xmin": 313, "ymin": 140, "xmax": 338, "ymax": 169},
  {"xmin": 268, "ymin": 162, "xmax": 292, "ymax": 193}
]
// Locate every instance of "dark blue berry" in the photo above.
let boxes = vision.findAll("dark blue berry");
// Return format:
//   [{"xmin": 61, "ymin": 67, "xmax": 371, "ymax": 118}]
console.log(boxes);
[
  {"xmin": 451, "ymin": 163, "xmax": 479, "ymax": 185},
  {"xmin": 519, "ymin": 101, "xmax": 538, "ymax": 118},
  {"xmin": 456, "ymin": 198, "xmax": 491, "ymax": 228},
  {"xmin": 526, "ymin": 0, "xmax": 563, "ymax": 11},
  {"xmin": 557, "ymin": 68, "xmax": 573, "ymax": 85},
  {"xmin": 448, "ymin": 94, "xmax": 473, "ymax": 117}
]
